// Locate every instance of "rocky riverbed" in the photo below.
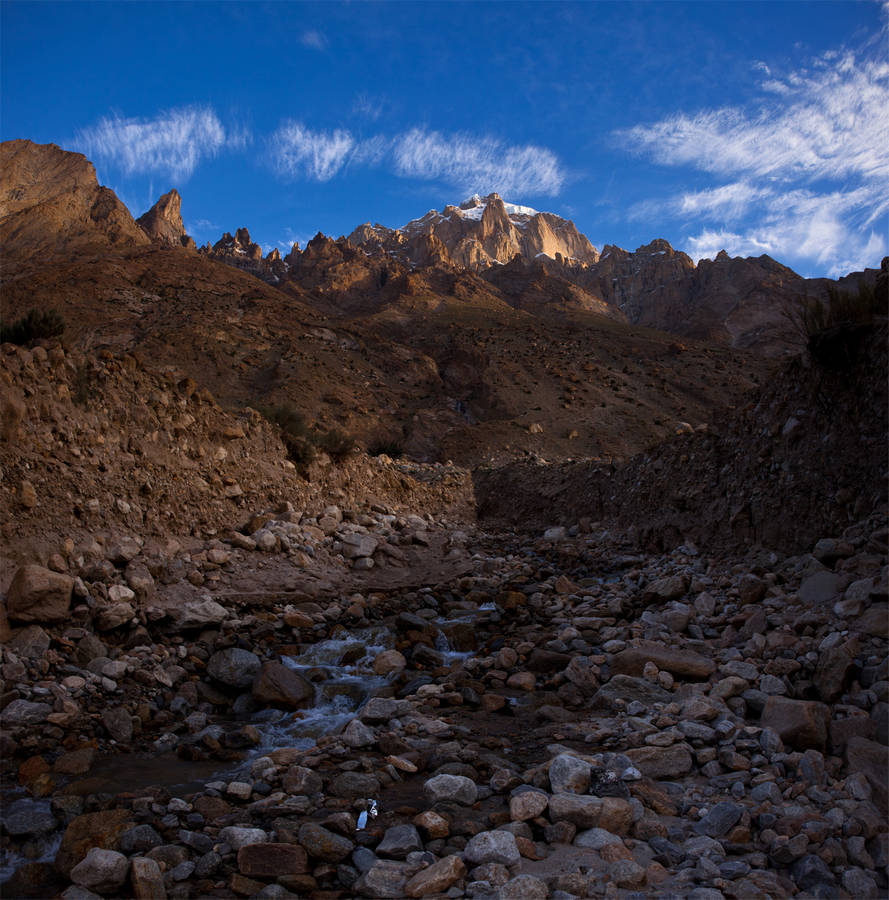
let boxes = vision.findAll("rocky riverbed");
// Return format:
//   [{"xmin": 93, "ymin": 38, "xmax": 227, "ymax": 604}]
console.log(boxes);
[{"xmin": 1, "ymin": 499, "xmax": 887, "ymax": 899}]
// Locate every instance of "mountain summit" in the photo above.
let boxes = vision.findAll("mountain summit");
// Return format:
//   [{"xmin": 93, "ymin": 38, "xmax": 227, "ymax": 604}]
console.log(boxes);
[{"xmin": 348, "ymin": 192, "xmax": 599, "ymax": 271}]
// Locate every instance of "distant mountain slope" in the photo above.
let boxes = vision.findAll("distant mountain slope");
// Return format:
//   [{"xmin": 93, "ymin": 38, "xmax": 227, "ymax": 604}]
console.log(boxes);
[{"xmin": 0, "ymin": 140, "xmax": 768, "ymax": 469}]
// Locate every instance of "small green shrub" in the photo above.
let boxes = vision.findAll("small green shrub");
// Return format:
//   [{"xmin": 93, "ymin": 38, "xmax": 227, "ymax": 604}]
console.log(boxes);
[
  {"xmin": 315, "ymin": 427, "xmax": 355, "ymax": 462},
  {"xmin": 1, "ymin": 308, "xmax": 65, "ymax": 346}
]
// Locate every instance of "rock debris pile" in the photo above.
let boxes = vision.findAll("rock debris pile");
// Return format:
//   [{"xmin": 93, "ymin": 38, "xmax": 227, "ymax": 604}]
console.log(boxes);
[{"xmin": 1, "ymin": 506, "xmax": 886, "ymax": 898}]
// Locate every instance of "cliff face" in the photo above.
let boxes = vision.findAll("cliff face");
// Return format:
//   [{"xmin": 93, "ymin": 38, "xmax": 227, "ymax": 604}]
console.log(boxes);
[
  {"xmin": 0, "ymin": 139, "xmax": 148, "ymax": 269},
  {"xmin": 137, "ymin": 189, "xmax": 195, "ymax": 249},
  {"xmin": 349, "ymin": 193, "xmax": 600, "ymax": 271}
]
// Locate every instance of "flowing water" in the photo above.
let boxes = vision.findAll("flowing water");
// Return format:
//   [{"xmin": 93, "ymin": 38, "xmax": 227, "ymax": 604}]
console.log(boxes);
[{"xmin": 1, "ymin": 617, "xmax": 480, "ymax": 887}]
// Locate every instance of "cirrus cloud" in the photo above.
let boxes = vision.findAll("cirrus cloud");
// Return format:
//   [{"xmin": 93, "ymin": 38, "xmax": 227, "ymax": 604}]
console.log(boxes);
[
  {"xmin": 267, "ymin": 122, "xmax": 566, "ymax": 198},
  {"xmin": 616, "ymin": 48, "xmax": 889, "ymax": 276},
  {"xmin": 74, "ymin": 105, "xmax": 247, "ymax": 181}
]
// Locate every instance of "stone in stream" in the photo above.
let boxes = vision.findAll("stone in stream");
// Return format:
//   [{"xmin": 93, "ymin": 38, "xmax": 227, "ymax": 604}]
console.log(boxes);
[
  {"xmin": 4, "ymin": 807, "xmax": 56, "ymax": 836},
  {"xmin": 55, "ymin": 809, "xmax": 134, "ymax": 876},
  {"xmin": 251, "ymin": 661, "xmax": 314, "ymax": 709},
  {"xmin": 130, "ymin": 856, "xmax": 166, "ymax": 899},
  {"xmin": 207, "ymin": 647, "xmax": 261, "ymax": 688},
  {"xmin": 69, "ymin": 848, "xmax": 129, "ymax": 894}
]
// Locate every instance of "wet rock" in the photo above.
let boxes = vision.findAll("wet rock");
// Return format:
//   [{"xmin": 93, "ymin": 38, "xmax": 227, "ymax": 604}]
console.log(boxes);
[
  {"xmin": 6, "ymin": 564, "xmax": 73, "ymax": 622},
  {"xmin": 55, "ymin": 809, "xmax": 134, "ymax": 877},
  {"xmin": 0, "ymin": 698, "xmax": 52, "ymax": 727},
  {"xmin": 251, "ymin": 661, "xmax": 314, "ymax": 709},
  {"xmin": 373, "ymin": 649, "xmax": 406, "ymax": 675},
  {"xmin": 130, "ymin": 856, "xmax": 166, "ymax": 899},
  {"xmin": 404, "ymin": 854, "xmax": 466, "ymax": 898},
  {"xmin": 464, "ymin": 830, "xmax": 521, "ymax": 866},
  {"xmin": 329, "ymin": 771, "xmax": 381, "ymax": 800},
  {"xmin": 424, "ymin": 773, "xmax": 477, "ymax": 806},
  {"xmin": 70, "ymin": 848, "xmax": 129, "ymax": 894},
  {"xmin": 207, "ymin": 647, "xmax": 262, "ymax": 688},
  {"xmin": 237, "ymin": 843, "xmax": 308, "ymax": 877},
  {"xmin": 377, "ymin": 824, "xmax": 422, "ymax": 859},
  {"xmin": 4, "ymin": 807, "xmax": 56, "ymax": 836}
]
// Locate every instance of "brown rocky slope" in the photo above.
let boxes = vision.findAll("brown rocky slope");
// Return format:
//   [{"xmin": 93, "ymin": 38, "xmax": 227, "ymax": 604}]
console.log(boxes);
[{"xmin": 475, "ymin": 319, "xmax": 888, "ymax": 555}]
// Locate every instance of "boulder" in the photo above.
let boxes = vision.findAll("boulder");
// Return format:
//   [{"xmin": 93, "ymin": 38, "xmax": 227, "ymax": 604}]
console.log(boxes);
[
  {"xmin": 251, "ymin": 661, "xmax": 314, "ymax": 709},
  {"xmin": 237, "ymin": 843, "xmax": 308, "ymax": 877},
  {"xmin": 761, "ymin": 697, "xmax": 830, "ymax": 751},
  {"xmin": 610, "ymin": 642, "xmax": 714, "ymax": 680},
  {"xmin": 405, "ymin": 855, "xmax": 466, "ymax": 898},
  {"xmin": 424, "ymin": 773, "xmax": 477, "ymax": 806},
  {"xmin": 69, "ymin": 848, "xmax": 129, "ymax": 893},
  {"xmin": 5, "ymin": 565, "xmax": 73, "ymax": 622},
  {"xmin": 207, "ymin": 647, "xmax": 261, "ymax": 688},
  {"xmin": 625, "ymin": 745, "xmax": 693, "ymax": 779},
  {"xmin": 463, "ymin": 830, "xmax": 520, "ymax": 866}
]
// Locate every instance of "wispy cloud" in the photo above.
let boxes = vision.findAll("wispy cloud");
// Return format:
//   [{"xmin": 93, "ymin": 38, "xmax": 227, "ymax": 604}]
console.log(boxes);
[
  {"xmin": 269, "ymin": 121, "xmax": 355, "ymax": 181},
  {"xmin": 300, "ymin": 29, "xmax": 328, "ymax": 51},
  {"xmin": 392, "ymin": 129, "xmax": 565, "ymax": 196},
  {"xmin": 617, "ymin": 53, "xmax": 889, "ymax": 184},
  {"xmin": 267, "ymin": 123, "xmax": 567, "ymax": 198},
  {"xmin": 75, "ymin": 105, "xmax": 246, "ymax": 181},
  {"xmin": 616, "ymin": 47, "xmax": 889, "ymax": 275}
]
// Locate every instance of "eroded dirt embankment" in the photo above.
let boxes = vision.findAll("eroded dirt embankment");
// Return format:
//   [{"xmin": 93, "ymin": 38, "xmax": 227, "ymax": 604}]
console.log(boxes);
[{"xmin": 475, "ymin": 323, "xmax": 888, "ymax": 556}]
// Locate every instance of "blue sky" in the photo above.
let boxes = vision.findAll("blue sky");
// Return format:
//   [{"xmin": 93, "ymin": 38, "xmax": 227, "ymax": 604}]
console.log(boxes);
[{"xmin": 2, "ymin": 1, "xmax": 887, "ymax": 277}]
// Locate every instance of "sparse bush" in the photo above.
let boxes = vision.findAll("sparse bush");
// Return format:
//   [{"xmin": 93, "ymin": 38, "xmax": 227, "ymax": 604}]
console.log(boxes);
[
  {"xmin": 785, "ymin": 281, "xmax": 885, "ymax": 368},
  {"xmin": 315, "ymin": 427, "xmax": 355, "ymax": 462},
  {"xmin": 368, "ymin": 437, "xmax": 404, "ymax": 458},
  {"xmin": 1, "ymin": 308, "xmax": 65, "ymax": 346},
  {"xmin": 257, "ymin": 403, "xmax": 316, "ymax": 469}
]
